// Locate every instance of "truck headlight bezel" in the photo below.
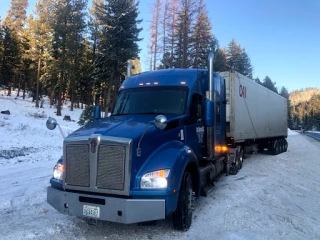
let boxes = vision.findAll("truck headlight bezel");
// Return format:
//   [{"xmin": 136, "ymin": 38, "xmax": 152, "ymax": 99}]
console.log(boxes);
[
  {"xmin": 53, "ymin": 163, "xmax": 64, "ymax": 181},
  {"xmin": 140, "ymin": 169, "xmax": 170, "ymax": 189}
]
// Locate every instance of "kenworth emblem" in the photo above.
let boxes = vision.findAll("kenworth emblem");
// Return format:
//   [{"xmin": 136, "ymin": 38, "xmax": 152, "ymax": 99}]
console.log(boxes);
[{"xmin": 90, "ymin": 139, "xmax": 97, "ymax": 153}]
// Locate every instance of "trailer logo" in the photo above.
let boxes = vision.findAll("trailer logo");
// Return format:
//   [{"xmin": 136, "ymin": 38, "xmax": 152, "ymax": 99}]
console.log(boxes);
[
  {"xmin": 239, "ymin": 84, "xmax": 247, "ymax": 98},
  {"xmin": 90, "ymin": 139, "xmax": 97, "ymax": 153}
]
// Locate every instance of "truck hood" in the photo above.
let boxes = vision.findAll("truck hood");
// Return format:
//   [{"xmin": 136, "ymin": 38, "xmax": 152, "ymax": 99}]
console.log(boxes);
[{"xmin": 68, "ymin": 114, "xmax": 179, "ymax": 140}]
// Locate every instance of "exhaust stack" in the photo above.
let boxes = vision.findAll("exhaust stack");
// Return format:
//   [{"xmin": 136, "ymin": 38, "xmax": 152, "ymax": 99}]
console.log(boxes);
[
  {"xmin": 127, "ymin": 61, "xmax": 133, "ymax": 78},
  {"xmin": 207, "ymin": 52, "xmax": 216, "ymax": 159}
]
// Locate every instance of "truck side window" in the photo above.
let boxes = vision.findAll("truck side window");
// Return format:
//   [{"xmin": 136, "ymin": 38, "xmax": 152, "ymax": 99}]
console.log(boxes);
[
  {"xmin": 190, "ymin": 94, "xmax": 203, "ymax": 123},
  {"xmin": 216, "ymin": 103, "xmax": 220, "ymax": 125}
]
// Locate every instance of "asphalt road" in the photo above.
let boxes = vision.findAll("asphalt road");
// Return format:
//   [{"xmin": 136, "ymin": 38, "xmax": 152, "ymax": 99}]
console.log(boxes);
[{"xmin": 304, "ymin": 131, "xmax": 320, "ymax": 141}]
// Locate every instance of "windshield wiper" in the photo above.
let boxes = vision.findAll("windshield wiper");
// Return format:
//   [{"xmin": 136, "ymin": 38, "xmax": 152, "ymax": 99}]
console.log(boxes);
[
  {"xmin": 135, "ymin": 112, "xmax": 160, "ymax": 115},
  {"xmin": 111, "ymin": 113, "xmax": 129, "ymax": 116}
]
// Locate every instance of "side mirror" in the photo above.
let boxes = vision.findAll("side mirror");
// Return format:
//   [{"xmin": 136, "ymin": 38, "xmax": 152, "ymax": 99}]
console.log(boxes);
[
  {"xmin": 204, "ymin": 100, "xmax": 214, "ymax": 127},
  {"xmin": 46, "ymin": 117, "xmax": 58, "ymax": 130},
  {"xmin": 154, "ymin": 115, "xmax": 167, "ymax": 130}
]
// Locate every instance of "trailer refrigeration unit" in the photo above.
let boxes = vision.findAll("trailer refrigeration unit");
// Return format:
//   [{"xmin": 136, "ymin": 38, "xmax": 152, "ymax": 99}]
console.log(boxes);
[{"xmin": 46, "ymin": 53, "xmax": 288, "ymax": 231}]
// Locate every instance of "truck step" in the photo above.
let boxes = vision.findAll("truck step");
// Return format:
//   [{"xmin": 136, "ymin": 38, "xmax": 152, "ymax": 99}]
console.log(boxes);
[{"xmin": 200, "ymin": 183, "xmax": 215, "ymax": 197}]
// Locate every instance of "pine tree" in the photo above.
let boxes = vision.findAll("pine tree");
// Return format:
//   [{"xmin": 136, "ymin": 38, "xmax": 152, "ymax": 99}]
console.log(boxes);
[
  {"xmin": 191, "ymin": 0, "xmax": 214, "ymax": 69},
  {"xmin": 227, "ymin": 38, "xmax": 242, "ymax": 71},
  {"xmin": 67, "ymin": 0, "xmax": 87, "ymax": 111},
  {"xmin": 95, "ymin": 0, "xmax": 142, "ymax": 113},
  {"xmin": 227, "ymin": 38, "xmax": 253, "ymax": 78},
  {"xmin": 89, "ymin": 0, "xmax": 103, "ymax": 65},
  {"xmin": 1, "ymin": 26, "xmax": 20, "ymax": 95},
  {"xmin": 52, "ymin": 0, "xmax": 73, "ymax": 116},
  {"xmin": 4, "ymin": 0, "xmax": 28, "ymax": 35},
  {"xmin": 254, "ymin": 77, "xmax": 262, "ymax": 85},
  {"xmin": 52, "ymin": 0, "xmax": 87, "ymax": 115},
  {"xmin": 262, "ymin": 76, "xmax": 278, "ymax": 93},
  {"xmin": 174, "ymin": 0, "xmax": 197, "ymax": 68},
  {"xmin": 3, "ymin": 0, "xmax": 29, "ymax": 96},
  {"xmin": 214, "ymin": 47, "xmax": 227, "ymax": 72},
  {"xmin": 163, "ymin": 0, "xmax": 179, "ymax": 68},
  {"xmin": 149, "ymin": 0, "xmax": 162, "ymax": 70},
  {"xmin": 240, "ymin": 49, "xmax": 253, "ymax": 78},
  {"xmin": 28, "ymin": 0, "xmax": 54, "ymax": 107},
  {"xmin": 0, "ymin": 18, "xmax": 3, "ymax": 83}
]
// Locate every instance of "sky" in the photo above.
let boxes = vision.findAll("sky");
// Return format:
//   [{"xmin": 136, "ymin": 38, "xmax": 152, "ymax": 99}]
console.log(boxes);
[{"xmin": 0, "ymin": 0, "xmax": 319, "ymax": 92}]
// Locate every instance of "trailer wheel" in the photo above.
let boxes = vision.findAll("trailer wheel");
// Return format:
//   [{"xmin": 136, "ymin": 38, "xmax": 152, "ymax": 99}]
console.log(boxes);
[
  {"xmin": 281, "ymin": 139, "xmax": 285, "ymax": 153},
  {"xmin": 276, "ymin": 141, "xmax": 280, "ymax": 155},
  {"xmin": 272, "ymin": 140, "xmax": 279, "ymax": 155},
  {"xmin": 172, "ymin": 171, "xmax": 194, "ymax": 231},
  {"xmin": 284, "ymin": 139, "xmax": 288, "ymax": 152}
]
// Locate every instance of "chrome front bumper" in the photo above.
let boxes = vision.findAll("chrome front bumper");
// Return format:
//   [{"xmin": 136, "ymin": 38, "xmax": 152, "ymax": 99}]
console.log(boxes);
[{"xmin": 47, "ymin": 187, "xmax": 165, "ymax": 224}]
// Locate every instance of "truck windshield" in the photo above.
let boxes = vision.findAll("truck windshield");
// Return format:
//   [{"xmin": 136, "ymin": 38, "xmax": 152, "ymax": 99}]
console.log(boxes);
[{"xmin": 112, "ymin": 87, "xmax": 188, "ymax": 116}]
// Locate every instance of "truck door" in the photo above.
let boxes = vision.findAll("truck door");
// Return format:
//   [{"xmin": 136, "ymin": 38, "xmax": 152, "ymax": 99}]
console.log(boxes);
[{"xmin": 185, "ymin": 93, "xmax": 205, "ymax": 158}]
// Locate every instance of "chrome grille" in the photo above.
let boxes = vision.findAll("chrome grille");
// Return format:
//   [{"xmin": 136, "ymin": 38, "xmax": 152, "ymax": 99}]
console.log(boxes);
[
  {"xmin": 65, "ymin": 145, "xmax": 90, "ymax": 187},
  {"xmin": 97, "ymin": 145, "xmax": 126, "ymax": 190}
]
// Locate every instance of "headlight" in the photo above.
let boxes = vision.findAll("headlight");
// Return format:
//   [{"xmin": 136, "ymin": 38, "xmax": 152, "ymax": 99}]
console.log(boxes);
[
  {"xmin": 53, "ymin": 163, "xmax": 64, "ymax": 181},
  {"xmin": 140, "ymin": 169, "xmax": 170, "ymax": 189}
]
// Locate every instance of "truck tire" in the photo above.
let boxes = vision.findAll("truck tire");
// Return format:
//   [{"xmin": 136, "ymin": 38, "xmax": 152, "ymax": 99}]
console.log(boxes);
[
  {"xmin": 172, "ymin": 171, "xmax": 193, "ymax": 231},
  {"xmin": 239, "ymin": 148, "xmax": 244, "ymax": 169}
]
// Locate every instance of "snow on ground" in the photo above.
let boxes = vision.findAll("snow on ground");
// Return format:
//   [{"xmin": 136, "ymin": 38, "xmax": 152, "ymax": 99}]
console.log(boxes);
[{"xmin": 1, "ymin": 95, "xmax": 320, "ymax": 240}]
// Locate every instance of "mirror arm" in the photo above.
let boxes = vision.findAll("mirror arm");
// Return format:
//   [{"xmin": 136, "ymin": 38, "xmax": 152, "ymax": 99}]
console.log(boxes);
[
  {"xmin": 57, "ymin": 124, "xmax": 65, "ymax": 139},
  {"xmin": 137, "ymin": 120, "xmax": 154, "ymax": 157}
]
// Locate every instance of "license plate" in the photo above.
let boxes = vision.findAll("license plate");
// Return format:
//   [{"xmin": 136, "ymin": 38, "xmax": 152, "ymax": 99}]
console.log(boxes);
[{"xmin": 83, "ymin": 205, "xmax": 100, "ymax": 218}]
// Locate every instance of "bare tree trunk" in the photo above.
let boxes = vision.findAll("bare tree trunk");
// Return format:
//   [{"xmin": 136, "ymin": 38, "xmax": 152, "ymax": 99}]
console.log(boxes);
[
  {"xmin": 81, "ymin": 93, "xmax": 84, "ymax": 109},
  {"xmin": 50, "ymin": 89, "xmax": 55, "ymax": 107},
  {"xmin": 17, "ymin": 72, "xmax": 21, "ymax": 97},
  {"xmin": 57, "ymin": 71, "xmax": 63, "ymax": 116},
  {"xmin": 22, "ymin": 75, "xmax": 26, "ymax": 99},
  {"xmin": 103, "ymin": 82, "xmax": 108, "ymax": 115},
  {"xmin": 70, "ymin": 87, "xmax": 74, "ymax": 111},
  {"xmin": 36, "ymin": 49, "xmax": 42, "ymax": 108},
  {"xmin": 7, "ymin": 80, "xmax": 12, "ymax": 96},
  {"xmin": 105, "ymin": 81, "xmax": 112, "ymax": 115}
]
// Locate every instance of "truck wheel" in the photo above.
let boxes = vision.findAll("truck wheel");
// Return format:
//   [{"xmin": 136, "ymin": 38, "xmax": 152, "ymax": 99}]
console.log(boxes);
[
  {"xmin": 172, "ymin": 171, "xmax": 193, "ymax": 231},
  {"xmin": 239, "ymin": 149, "xmax": 244, "ymax": 169}
]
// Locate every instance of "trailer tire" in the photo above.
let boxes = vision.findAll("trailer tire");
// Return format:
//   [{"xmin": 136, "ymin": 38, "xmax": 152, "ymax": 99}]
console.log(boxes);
[
  {"xmin": 172, "ymin": 171, "xmax": 193, "ymax": 231},
  {"xmin": 278, "ymin": 139, "xmax": 283, "ymax": 153},
  {"xmin": 276, "ymin": 141, "xmax": 281, "ymax": 155},
  {"xmin": 284, "ymin": 139, "xmax": 288, "ymax": 152},
  {"xmin": 281, "ymin": 139, "xmax": 285, "ymax": 153}
]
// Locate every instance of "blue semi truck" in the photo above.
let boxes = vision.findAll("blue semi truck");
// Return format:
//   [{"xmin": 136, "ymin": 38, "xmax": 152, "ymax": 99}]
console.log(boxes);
[{"xmin": 46, "ymin": 53, "xmax": 288, "ymax": 231}]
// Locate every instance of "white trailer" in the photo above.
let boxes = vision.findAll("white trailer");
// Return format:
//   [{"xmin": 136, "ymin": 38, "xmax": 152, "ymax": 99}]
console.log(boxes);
[{"xmin": 219, "ymin": 71, "xmax": 288, "ymax": 143}]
